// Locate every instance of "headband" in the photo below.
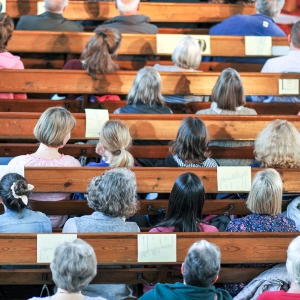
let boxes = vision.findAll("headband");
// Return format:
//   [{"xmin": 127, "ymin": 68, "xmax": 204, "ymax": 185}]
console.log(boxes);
[
  {"xmin": 95, "ymin": 30, "xmax": 107, "ymax": 38},
  {"xmin": 10, "ymin": 182, "xmax": 34, "ymax": 205}
]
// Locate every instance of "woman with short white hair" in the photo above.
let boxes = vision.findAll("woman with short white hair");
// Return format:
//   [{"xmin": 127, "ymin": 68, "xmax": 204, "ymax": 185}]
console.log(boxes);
[{"xmin": 29, "ymin": 239, "xmax": 106, "ymax": 300}]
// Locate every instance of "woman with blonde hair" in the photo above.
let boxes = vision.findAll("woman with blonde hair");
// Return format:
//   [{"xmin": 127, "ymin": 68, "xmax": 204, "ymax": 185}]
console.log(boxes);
[
  {"xmin": 0, "ymin": 13, "xmax": 26, "ymax": 99},
  {"xmin": 87, "ymin": 120, "xmax": 134, "ymax": 168},
  {"xmin": 254, "ymin": 119, "xmax": 300, "ymax": 168}
]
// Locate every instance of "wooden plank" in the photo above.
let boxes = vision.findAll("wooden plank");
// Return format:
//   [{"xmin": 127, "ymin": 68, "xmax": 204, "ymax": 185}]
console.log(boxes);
[
  {"xmin": 7, "ymin": 2, "xmax": 256, "ymax": 22},
  {"xmin": 18, "ymin": 167, "xmax": 300, "ymax": 193},
  {"xmin": 0, "ymin": 70, "xmax": 298, "ymax": 96},
  {"xmin": 8, "ymin": 32, "xmax": 288, "ymax": 56}
]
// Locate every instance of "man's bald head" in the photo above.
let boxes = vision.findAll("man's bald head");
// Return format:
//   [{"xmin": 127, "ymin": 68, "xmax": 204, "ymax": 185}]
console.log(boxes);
[
  {"xmin": 116, "ymin": 0, "xmax": 140, "ymax": 15},
  {"xmin": 45, "ymin": 0, "xmax": 68, "ymax": 14}
]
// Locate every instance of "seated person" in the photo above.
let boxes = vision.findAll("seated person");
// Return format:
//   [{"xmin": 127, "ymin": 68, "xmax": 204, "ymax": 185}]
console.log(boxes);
[
  {"xmin": 139, "ymin": 240, "xmax": 232, "ymax": 300},
  {"xmin": 29, "ymin": 239, "xmax": 106, "ymax": 300}
]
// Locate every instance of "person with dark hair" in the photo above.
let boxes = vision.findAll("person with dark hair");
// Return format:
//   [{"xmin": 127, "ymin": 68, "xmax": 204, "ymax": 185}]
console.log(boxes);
[
  {"xmin": 140, "ymin": 240, "xmax": 232, "ymax": 300},
  {"xmin": 0, "ymin": 13, "xmax": 27, "ymax": 100},
  {"xmin": 156, "ymin": 116, "xmax": 218, "ymax": 167},
  {"xmin": 0, "ymin": 173, "xmax": 51, "ymax": 233}
]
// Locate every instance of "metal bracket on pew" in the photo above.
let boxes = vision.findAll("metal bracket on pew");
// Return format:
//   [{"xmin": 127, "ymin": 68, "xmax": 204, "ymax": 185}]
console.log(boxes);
[
  {"xmin": 224, "ymin": 204, "xmax": 234, "ymax": 216},
  {"xmin": 137, "ymin": 273, "xmax": 154, "ymax": 286},
  {"xmin": 147, "ymin": 204, "xmax": 165, "ymax": 213},
  {"xmin": 167, "ymin": 271, "xmax": 183, "ymax": 279}
]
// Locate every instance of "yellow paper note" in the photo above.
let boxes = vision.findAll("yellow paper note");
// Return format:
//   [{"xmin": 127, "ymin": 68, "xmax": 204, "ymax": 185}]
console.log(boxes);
[
  {"xmin": 0, "ymin": 0, "xmax": 6, "ymax": 13},
  {"xmin": 0, "ymin": 166, "xmax": 24, "ymax": 180},
  {"xmin": 156, "ymin": 34, "xmax": 211, "ymax": 55},
  {"xmin": 279, "ymin": 79, "xmax": 299, "ymax": 95},
  {"xmin": 37, "ymin": 2, "xmax": 46, "ymax": 14},
  {"xmin": 85, "ymin": 109, "xmax": 109, "ymax": 138},
  {"xmin": 37, "ymin": 234, "xmax": 77, "ymax": 263},
  {"xmin": 138, "ymin": 234, "xmax": 176, "ymax": 263},
  {"xmin": 217, "ymin": 166, "xmax": 251, "ymax": 192},
  {"xmin": 245, "ymin": 36, "xmax": 272, "ymax": 56}
]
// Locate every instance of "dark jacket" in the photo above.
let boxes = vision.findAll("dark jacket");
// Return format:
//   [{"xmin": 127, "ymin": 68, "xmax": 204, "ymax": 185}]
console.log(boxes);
[
  {"xmin": 16, "ymin": 11, "xmax": 84, "ymax": 31},
  {"xmin": 114, "ymin": 102, "xmax": 173, "ymax": 114}
]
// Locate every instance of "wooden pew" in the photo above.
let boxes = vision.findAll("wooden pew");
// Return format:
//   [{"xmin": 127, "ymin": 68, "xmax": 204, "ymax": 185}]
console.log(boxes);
[{"xmin": 7, "ymin": 2, "xmax": 256, "ymax": 21}]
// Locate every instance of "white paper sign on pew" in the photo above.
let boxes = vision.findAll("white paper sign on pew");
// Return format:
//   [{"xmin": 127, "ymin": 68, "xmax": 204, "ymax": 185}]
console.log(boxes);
[
  {"xmin": 0, "ymin": 166, "xmax": 24, "ymax": 181},
  {"xmin": 0, "ymin": 0, "xmax": 6, "ymax": 13},
  {"xmin": 156, "ymin": 34, "xmax": 211, "ymax": 55},
  {"xmin": 245, "ymin": 36, "xmax": 272, "ymax": 56},
  {"xmin": 85, "ymin": 109, "xmax": 109, "ymax": 138},
  {"xmin": 37, "ymin": 1, "xmax": 46, "ymax": 15},
  {"xmin": 279, "ymin": 79, "xmax": 299, "ymax": 95},
  {"xmin": 217, "ymin": 166, "xmax": 251, "ymax": 192},
  {"xmin": 37, "ymin": 234, "xmax": 77, "ymax": 263},
  {"xmin": 138, "ymin": 234, "xmax": 176, "ymax": 263}
]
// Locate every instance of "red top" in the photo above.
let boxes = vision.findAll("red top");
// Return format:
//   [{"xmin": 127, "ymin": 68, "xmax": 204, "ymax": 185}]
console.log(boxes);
[{"xmin": 258, "ymin": 290, "xmax": 300, "ymax": 299}]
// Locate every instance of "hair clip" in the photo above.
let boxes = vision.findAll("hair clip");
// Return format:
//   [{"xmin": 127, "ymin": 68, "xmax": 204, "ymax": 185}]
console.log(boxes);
[
  {"xmin": 95, "ymin": 30, "xmax": 107, "ymax": 38},
  {"xmin": 10, "ymin": 182, "xmax": 34, "ymax": 205}
]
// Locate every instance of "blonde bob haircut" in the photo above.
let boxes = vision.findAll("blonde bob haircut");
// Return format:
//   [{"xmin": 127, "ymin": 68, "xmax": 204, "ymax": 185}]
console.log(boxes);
[
  {"xmin": 34, "ymin": 107, "xmax": 76, "ymax": 147},
  {"xmin": 127, "ymin": 67, "xmax": 165, "ymax": 107},
  {"xmin": 246, "ymin": 168, "xmax": 282, "ymax": 215},
  {"xmin": 255, "ymin": 119, "xmax": 300, "ymax": 168},
  {"xmin": 286, "ymin": 236, "xmax": 300, "ymax": 288},
  {"xmin": 211, "ymin": 68, "xmax": 245, "ymax": 111},
  {"xmin": 99, "ymin": 120, "xmax": 134, "ymax": 168},
  {"xmin": 172, "ymin": 36, "xmax": 201, "ymax": 70}
]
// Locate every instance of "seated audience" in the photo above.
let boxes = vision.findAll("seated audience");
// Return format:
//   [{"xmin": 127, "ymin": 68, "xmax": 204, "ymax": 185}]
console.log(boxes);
[
  {"xmin": 154, "ymin": 36, "xmax": 208, "ymax": 103},
  {"xmin": 140, "ymin": 240, "xmax": 232, "ymax": 300},
  {"xmin": 0, "ymin": 173, "xmax": 51, "ymax": 233},
  {"xmin": 257, "ymin": 235, "xmax": 300, "ymax": 299},
  {"xmin": 0, "ymin": 13, "xmax": 27, "ymax": 100},
  {"xmin": 197, "ymin": 68, "xmax": 257, "ymax": 166},
  {"xmin": 225, "ymin": 168, "xmax": 297, "ymax": 297},
  {"xmin": 16, "ymin": 0, "xmax": 83, "ymax": 31},
  {"xmin": 29, "ymin": 239, "xmax": 106, "ymax": 300},
  {"xmin": 63, "ymin": 168, "xmax": 140, "ymax": 299},
  {"xmin": 8, "ymin": 107, "xmax": 81, "ymax": 227},
  {"xmin": 253, "ymin": 119, "xmax": 300, "ymax": 168},
  {"xmin": 87, "ymin": 120, "xmax": 134, "ymax": 168},
  {"xmin": 156, "ymin": 116, "xmax": 218, "ymax": 167}
]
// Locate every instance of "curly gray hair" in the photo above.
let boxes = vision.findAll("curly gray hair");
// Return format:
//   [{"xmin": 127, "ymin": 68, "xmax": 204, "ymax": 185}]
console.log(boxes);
[{"xmin": 87, "ymin": 168, "xmax": 139, "ymax": 218}]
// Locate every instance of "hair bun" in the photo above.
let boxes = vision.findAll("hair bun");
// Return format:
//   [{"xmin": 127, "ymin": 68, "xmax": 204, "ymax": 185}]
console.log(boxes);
[{"xmin": 13, "ymin": 180, "xmax": 29, "ymax": 196}]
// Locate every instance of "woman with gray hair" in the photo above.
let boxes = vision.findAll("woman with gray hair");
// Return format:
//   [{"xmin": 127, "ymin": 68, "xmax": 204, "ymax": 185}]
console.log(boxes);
[
  {"xmin": 63, "ymin": 168, "xmax": 140, "ymax": 299},
  {"xmin": 29, "ymin": 239, "xmax": 106, "ymax": 300}
]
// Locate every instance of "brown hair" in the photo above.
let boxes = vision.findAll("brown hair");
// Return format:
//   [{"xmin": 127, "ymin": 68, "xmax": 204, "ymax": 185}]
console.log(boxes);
[
  {"xmin": 170, "ymin": 117, "xmax": 210, "ymax": 164},
  {"xmin": 211, "ymin": 68, "xmax": 245, "ymax": 111},
  {"xmin": 0, "ymin": 13, "xmax": 14, "ymax": 52},
  {"xmin": 81, "ymin": 27, "xmax": 122, "ymax": 80}
]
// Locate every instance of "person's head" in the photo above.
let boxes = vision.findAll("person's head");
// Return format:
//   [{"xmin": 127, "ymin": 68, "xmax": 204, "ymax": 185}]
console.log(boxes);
[
  {"xmin": 96, "ymin": 120, "xmax": 134, "ymax": 168},
  {"xmin": 81, "ymin": 27, "xmax": 122, "ymax": 80},
  {"xmin": 34, "ymin": 107, "xmax": 76, "ymax": 148},
  {"xmin": 182, "ymin": 240, "xmax": 220, "ymax": 287},
  {"xmin": 0, "ymin": 173, "xmax": 34, "ymax": 214},
  {"xmin": 170, "ymin": 116, "xmax": 210, "ymax": 164},
  {"xmin": 87, "ymin": 168, "xmax": 139, "ymax": 218},
  {"xmin": 115, "ymin": 0, "xmax": 140, "ymax": 15},
  {"xmin": 45, "ymin": 0, "xmax": 68, "ymax": 14},
  {"xmin": 286, "ymin": 236, "xmax": 300, "ymax": 289},
  {"xmin": 0, "ymin": 13, "xmax": 14, "ymax": 52},
  {"xmin": 246, "ymin": 168, "xmax": 282, "ymax": 215},
  {"xmin": 211, "ymin": 68, "xmax": 245, "ymax": 111},
  {"xmin": 127, "ymin": 67, "xmax": 165, "ymax": 107},
  {"xmin": 256, "ymin": 0, "xmax": 285, "ymax": 17},
  {"xmin": 254, "ymin": 119, "xmax": 300, "ymax": 168},
  {"xmin": 50, "ymin": 239, "xmax": 97, "ymax": 293},
  {"xmin": 158, "ymin": 173, "xmax": 206, "ymax": 232},
  {"xmin": 290, "ymin": 21, "xmax": 300, "ymax": 49},
  {"xmin": 172, "ymin": 36, "xmax": 201, "ymax": 70}
]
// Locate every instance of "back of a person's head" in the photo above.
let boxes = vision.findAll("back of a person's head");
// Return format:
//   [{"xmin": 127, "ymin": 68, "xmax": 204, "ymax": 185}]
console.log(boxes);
[
  {"xmin": 87, "ymin": 168, "xmax": 139, "ymax": 218},
  {"xmin": 286, "ymin": 236, "xmax": 300, "ymax": 288},
  {"xmin": 0, "ymin": 13, "xmax": 14, "ymax": 52},
  {"xmin": 183, "ymin": 240, "xmax": 220, "ymax": 287},
  {"xmin": 116, "ymin": 0, "xmax": 140, "ymax": 13},
  {"xmin": 45, "ymin": 0, "xmax": 68, "ymax": 12},
  {"xmin": 159, "ymin": 172, "xmax": 206, "ymax": 232},
  {"xmin": 255, "ymin": 119, "xmax": 300, "ymax": 168},
  {"xmin": 0, "ymin": 173, "xmax": 32, "ymax": 214},
  {"xmin": 211, "ymin": 68, "xmax": 245, "ymax": 111},
  {"xmin": 50, "ymin": 239, "xmax": 97, "ymax": 293},
  {"xmin": 291, "ymin": 21, "xmax": 300, "ymax": 49},
  {"xmin": 81, "ymin": 27, "xmax": 122, "ymax": 80},
  {"xmin": 256, "ymin": 0, "xmax": 285, "ymax": 17},
  {"xmin": 34, "ymin": 107, "xmax": 76, "ymax": 147},
  {"xmin": 172, "ymin": 36, "xmax": 201, "ymax": 70},
  {"xmin": 246, "ymin": 168, "xmax": 282, "ymax": 215},
  {"xmin": 127, "ymin": 67, "xmax": 165, "ymax": 107},
  {"xmin": 171, "ymin": 116, "xmax": 210, "ymax": 164},
  {"xmin": 99, "ymin": 120, "xmax": 134, "ymax": 168}
]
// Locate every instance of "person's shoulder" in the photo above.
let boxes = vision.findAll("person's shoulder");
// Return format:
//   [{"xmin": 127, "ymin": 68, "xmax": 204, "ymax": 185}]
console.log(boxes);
[
  {"xmin": 257, "ymin": 290, "xmax": 286, "ymax": 300},
  {"xmin": 201, "ymin": 223, "xmax": 219, "ymax": 232},
  {"xmin": 15, "ymin": 15, "xmax": 39, "ymax": 29},
  {"xmin": 240, "ymin": 107, "xmax": 257, "ymax": 115},
  {"xmin": 8, "ymin": 155, "xmax": 29, "ymax": 166},
  {"xmin": 61, "ymin": 155, "xmax": 82, "ymax": 166},
  {"xmin": 61, "ymin": 19, "xmax": 84, "ymax": 31},
  {"xmin": 125, "ymin": 221, "xmax": 140, "ymax": 232}
]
